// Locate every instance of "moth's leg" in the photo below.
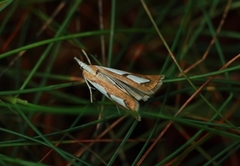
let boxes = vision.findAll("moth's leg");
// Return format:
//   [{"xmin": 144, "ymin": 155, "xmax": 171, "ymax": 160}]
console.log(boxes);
[{"xmin": 85, "ymin": 78, "xmax": 93, "ymax": 103}]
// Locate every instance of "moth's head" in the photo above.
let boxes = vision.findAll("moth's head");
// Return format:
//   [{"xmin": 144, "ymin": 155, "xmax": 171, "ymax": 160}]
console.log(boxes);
[{"xmin": 74, "ymin": 57, "xmax": 85, "ymax": 70}]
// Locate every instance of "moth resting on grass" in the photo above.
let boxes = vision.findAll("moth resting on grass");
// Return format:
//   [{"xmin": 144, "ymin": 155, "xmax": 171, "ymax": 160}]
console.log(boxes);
[{"xmin": 74, "ymin": 57, "xmax": 164, "ymax": 121}]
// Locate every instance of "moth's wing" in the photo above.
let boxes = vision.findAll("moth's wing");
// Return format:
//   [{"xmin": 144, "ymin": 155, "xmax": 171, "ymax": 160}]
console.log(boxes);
[
  {"xmin": 102, "ymin": 74, "xmax": 150, "ymax": 101},
  {"xmin": 126, "ymin": 74, "xmax": 164, "ymax": 94},
  {"xmin": 98, "ymin": 66, "xmax": 164, "ymax": 95},
  {"xmin": 82, "ymin": 70, "xmax": 141, "ymax": 120},
  {"xmin": 115, "ymin": 81, "xmax": 150, "ymax": 101}
]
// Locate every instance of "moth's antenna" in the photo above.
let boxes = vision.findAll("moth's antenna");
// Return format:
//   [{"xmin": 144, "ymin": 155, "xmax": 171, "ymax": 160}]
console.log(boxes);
[{"xmin": 81, "ymin": 49, "xmax": 92, "ymax": 65}]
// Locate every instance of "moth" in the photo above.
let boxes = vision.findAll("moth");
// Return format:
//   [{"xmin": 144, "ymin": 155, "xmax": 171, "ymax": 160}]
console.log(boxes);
[{"xmin": 74, "ymin": 57, "xmax": 164, "ymax": 121}]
